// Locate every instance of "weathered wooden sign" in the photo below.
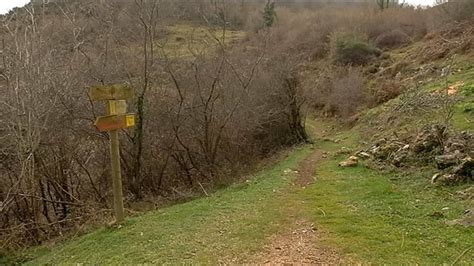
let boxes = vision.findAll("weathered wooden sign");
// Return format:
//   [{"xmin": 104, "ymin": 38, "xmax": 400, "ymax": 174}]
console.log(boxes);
[
  {"xmin": 89, "ymin": 84, "xmax": 136, "ymax": 224},
  {"xmin": 94, "ymin": 113, "xmax": 135, "ymax": 132},
  {"xmin": 110, "ymin": 100, "xmax": 128, "ymax": 115},
  {"xmin": 89, "ymin": 85, "xmax": 134, "ymax": 101}
]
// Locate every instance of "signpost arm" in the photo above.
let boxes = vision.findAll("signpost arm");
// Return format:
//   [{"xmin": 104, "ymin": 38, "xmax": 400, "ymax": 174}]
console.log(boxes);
[{"xmin": 107, "ymin": 100, "xmax": 125, "ymax": 223}]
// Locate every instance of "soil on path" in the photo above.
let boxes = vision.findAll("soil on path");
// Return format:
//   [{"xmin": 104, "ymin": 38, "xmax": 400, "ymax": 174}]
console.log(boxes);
[
  {"xmin": 293, "ymin": 149, "xmax": 322, "ymax": 187},
  {"xmin": 255, "ymin": 147, "xmax": 343, "ymax": 264},
  {"xmin": 256, "ymin": 219, "xmax": 341, "ymax": 265}
]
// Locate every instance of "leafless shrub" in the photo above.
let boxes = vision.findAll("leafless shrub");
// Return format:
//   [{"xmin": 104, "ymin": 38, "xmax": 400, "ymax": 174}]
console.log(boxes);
[
  {"xmin": 436, "ymin": 0, "xmax": 474, "ymax": 22},
  {"xmin": 361, "ymin": 7, "xmax": 428, "ymax": 42},
  {"xmin": 388, "ymin": 86, "xmax": 461, "ymax": 129},
  {"xmin": 327, "ymin": 68, "xmax": 368, "ymax": 117},
  {"xmin": 263, "ymin": 5, "xmax": 429, "ymax": 66},
  {"xmin": 374, "ymin": 29, "xmax": 412, "ymax": 49},
  {"xmin": 370, "ymin": 80, "xmax": 405, "ymax": 105},
  {"xmin": 330, "ymin": 31, "xmax": 378, "ymax": 65},
  {"xmin": 303, "ymin": 66, "xmax": 368, "ymax": 118}
]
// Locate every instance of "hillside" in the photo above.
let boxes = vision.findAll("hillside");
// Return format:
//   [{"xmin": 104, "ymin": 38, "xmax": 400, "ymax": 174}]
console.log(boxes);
[{"xmin": 6, "ymin": 20, "xmax": 473, "ymax": 264}]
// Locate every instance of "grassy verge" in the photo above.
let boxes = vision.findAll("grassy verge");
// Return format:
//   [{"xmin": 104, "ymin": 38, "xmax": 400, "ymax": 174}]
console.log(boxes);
[
  {"xmin": 18, "ymin": 146, "xmax": 311, "ymax": 265},
  {"xmin": 299, "ymin": 137, "xmax": 473, "ymax": 264}
]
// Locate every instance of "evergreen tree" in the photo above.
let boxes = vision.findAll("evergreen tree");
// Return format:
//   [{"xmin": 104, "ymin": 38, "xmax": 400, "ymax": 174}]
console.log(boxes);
[{"xmin": 262, "ymin": 0, "xmax": 276, "ymax": 28}]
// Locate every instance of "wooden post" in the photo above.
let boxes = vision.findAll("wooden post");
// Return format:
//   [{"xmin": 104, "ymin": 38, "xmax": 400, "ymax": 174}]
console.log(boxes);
[
  {"xmin": 89, "ymin": 86, "xmax": 135, "ymax": 224},
  {"xmin": 108, "ymin": 100, "xmax": 125, "ymax": 223}
]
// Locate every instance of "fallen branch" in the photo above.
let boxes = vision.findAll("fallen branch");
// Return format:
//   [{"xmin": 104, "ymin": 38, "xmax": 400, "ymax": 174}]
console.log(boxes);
[
  {"xmin": 197, "ymin": 181, "xmax": 209, "ymax": 197},
  {"xmin": 451, "ymin": 246, "xmax": 472, "ymax": 265}
]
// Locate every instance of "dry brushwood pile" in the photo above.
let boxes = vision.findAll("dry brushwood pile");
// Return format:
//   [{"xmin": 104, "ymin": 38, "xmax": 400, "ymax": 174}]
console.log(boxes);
[{"xmin": 349, "ymin": 125, "xmax": 473, "ymax": 185}]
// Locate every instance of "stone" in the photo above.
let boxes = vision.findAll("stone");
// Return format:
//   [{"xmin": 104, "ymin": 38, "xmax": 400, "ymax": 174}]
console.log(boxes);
[
  {"xmin": 435, "ymin": 152, "xmax": 463, "ymax": 169},
  {"xmin": 446, "ymin": 209, "xmax": 474, "ymax": 227},
  {"xmin": 456, "ymin": 187, "xmax": 474, "ymax": 200},
  {"xmin": 452, "ymin": 156, "xmax": 473, "ymax": 179},
  {"xmin": 433, "ymin": 173, "xmax": 462, "ymax": 185},
  {"xmin": 391, "ymin": 149, "xmax": 409, "ymax": 167},
  {"xmin": 339, "ymin": 156, "xmax": 359, "ymax": 167},
  {"xmin": 374, "ymin": 138, "xmax": 388, "ymax": 146},
  {"xmin": 357, "ymin": 151, "xmax": 371, "ymax": 159},
  {"xmin": 348, "ymin": 156, "xmax": 359, "ymax": 161},
  {"xmin": 412, "ymin": 125, "xmax": 446, "ymax": 154},
  {"xmin": 431, "ymin": 173, "xmax": 442, "ymax": 184},
  {"xmin": 372, "ymin": 141, "xmax": 404, "ymax": 160},
  {"xmin": 369, "ymin": 145, "xmax": 380, "ymax": 155},
  {"xmin": 338, "ymin": 160, "xmax": 358, "ymax": 167},
  {"xmin": 335, "ymin": 147, "xmax": 352, "ymax": 156},
  {"xmin": 446, "ymin": 142, "xmax": 466, "ymax": 153}
]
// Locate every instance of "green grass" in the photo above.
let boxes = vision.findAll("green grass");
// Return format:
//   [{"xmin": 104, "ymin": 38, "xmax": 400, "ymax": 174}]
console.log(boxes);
[
  {"xmin": 159, "ymin": 24, "xmax": 245, "ymax": 57},
  {"xmin": 360, "ymin": 57, "xmax": 474, "ymax": 138},
  {"xmin": 120, "ymin": 24, "xmax": 245, "ymax": 59},
  {"xmin": 20, "ymin": 146, "xmax": 311, "ymax": 265},
  {"xmin": 299, "ymin": 148, "xmax": 474, "ymax": 264},
  {"xmin": 453, "ymin": 82, "xmax": 474, "ymax": 131}
]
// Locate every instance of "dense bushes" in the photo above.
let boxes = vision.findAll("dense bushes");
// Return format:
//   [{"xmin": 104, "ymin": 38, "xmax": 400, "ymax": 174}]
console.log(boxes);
[
  {"xmin": 267, "ymin": 6, "xmax": 428, "ymax": 65},
  {"xmin": 302, "ymin": 66, "xmax": 369, "ymax": 117},
  {"xmin": 264, "ymin": 5, "xmax": 450, "ymax": 119},
  {"xmin": 326, "ymin": 68, "xmax": 369, "ymax": 117},
  {"xmin": 370, "ymin": 80, "xmax": 405, "ymax": 105},
  {"xmin": 438, "ymin": 0, "xmax": 474, "ymax": 22},
  {"xmin": 330, "ymin": 32, "xmax": 379, "ymax": 65},
  {"xmin": 374, "ymin": 29, "xmax": 412, "ymax": 48}
]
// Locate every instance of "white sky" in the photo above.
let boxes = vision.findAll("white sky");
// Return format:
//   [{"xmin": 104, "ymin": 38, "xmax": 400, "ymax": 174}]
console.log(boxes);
[
  {"xmin": 405, "ymin": 0, "xmax": 436, "ymax": 5},
  {"xmin": 0, "ymin": 0, "xmax": 437, "ymax": 15},
  {"xmin": 0, "ymin": 0, "xmax": 31, "ymax": 14}
]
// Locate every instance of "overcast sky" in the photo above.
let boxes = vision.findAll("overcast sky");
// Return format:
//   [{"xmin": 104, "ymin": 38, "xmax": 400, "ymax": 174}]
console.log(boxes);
[
  {"xmin": 0, "ymin": 0, "xmax": 437, "ymax": 15},
  {"xmin": 0, "ymin": 0, "xmax": 30, "ymax": 14}
]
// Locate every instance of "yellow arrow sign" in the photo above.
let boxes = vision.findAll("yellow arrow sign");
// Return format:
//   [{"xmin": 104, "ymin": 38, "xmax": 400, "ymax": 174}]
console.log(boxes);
[
  {"xmin": 107, "ymin": 100, "xmax": 128, "ymax": 115},
  {"xmin": 89, "ymin": 85, "xmax": 134, "ymax": 101},
  {"xmin": 94, "ymin": 113, "xmax": 136, "ymax": 132}
]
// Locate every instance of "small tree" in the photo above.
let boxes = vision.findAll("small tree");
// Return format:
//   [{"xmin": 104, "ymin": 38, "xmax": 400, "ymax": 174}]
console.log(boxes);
[
  {"xmin": 377, "ymin": 0, "xmax": 388, "ymax": 10},
  {"xmin": 262, "ymin": 0, "xmax": 276, "ymax": 28}
]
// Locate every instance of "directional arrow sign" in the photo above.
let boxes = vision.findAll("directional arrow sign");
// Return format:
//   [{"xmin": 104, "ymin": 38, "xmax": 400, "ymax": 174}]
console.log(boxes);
[
  {"xmin": 107, "ymin": 100, "xmax": 128, "ymax": 115},
  {"xmin": 89, "ymin": 85, "xmax": 134, "ymax": 101},
  {"xmin": 94, "ymin": 113, "xmax": 136, "ymax": 132}
]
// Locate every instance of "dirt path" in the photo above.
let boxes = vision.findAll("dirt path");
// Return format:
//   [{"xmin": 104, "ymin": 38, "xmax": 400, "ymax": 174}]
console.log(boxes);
[
  {"xmin": 255, "ymin": 148, "xmax": 343, "ymax": 264},
  {"xmin": 293, "ymin": 149, "xmax": 322, "ymax": 187},
  {"xmin": 257, "ymin": 219, "xmax": 341, "ymax": 265}
]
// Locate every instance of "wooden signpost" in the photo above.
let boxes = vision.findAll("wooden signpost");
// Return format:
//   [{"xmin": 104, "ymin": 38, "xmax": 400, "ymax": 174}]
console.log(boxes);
[{"xmin": 89, "ymin": 85, "xmax": 135, "ymax": 224}]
